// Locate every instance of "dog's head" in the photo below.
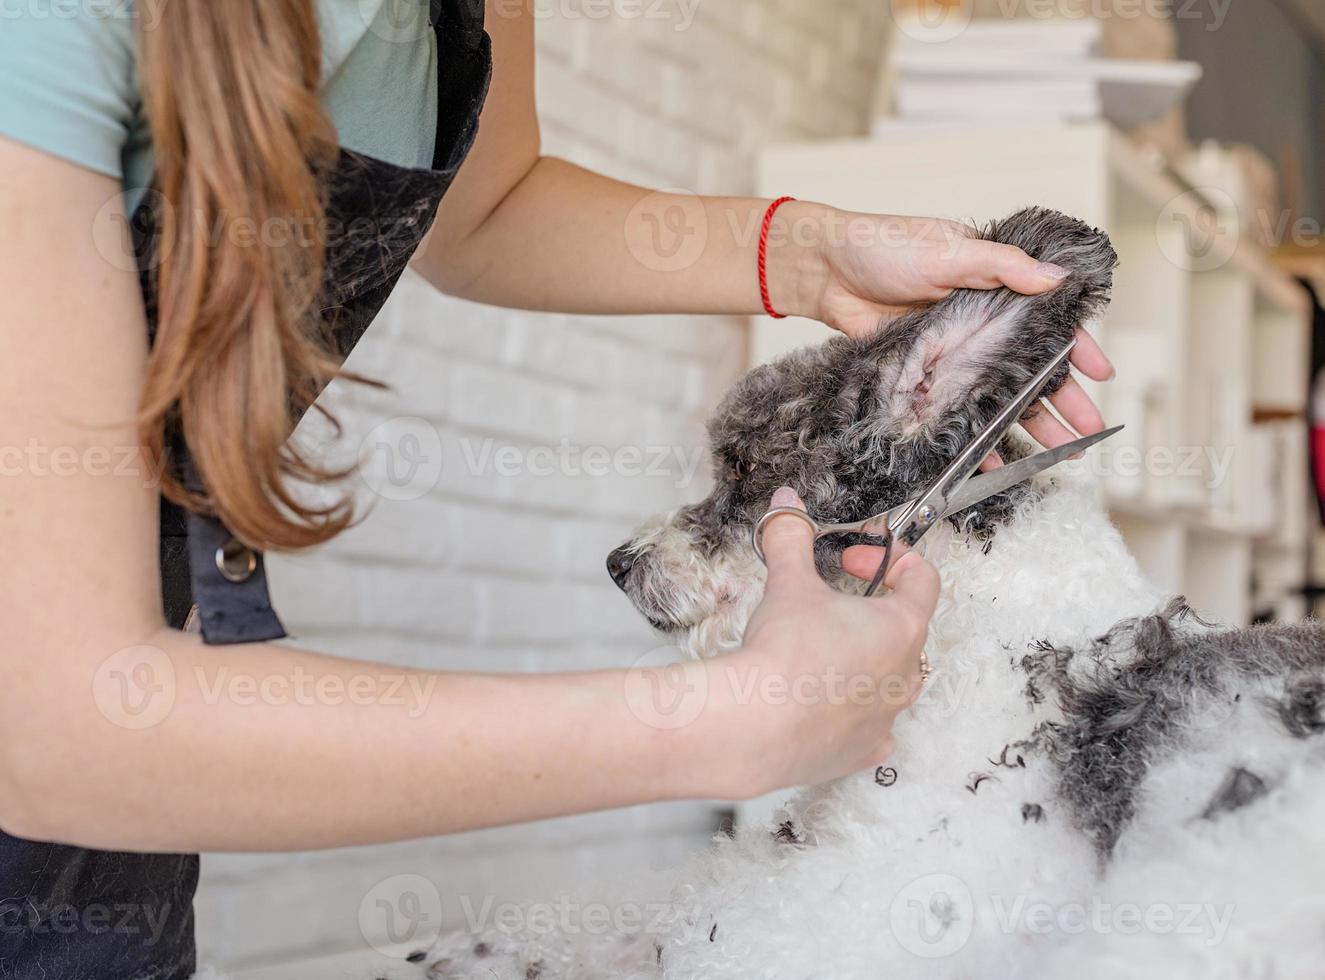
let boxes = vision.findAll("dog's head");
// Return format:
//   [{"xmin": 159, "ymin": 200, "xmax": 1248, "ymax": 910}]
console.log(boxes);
[{"xmin": 607, "ymin": 208, "xmax": 1117, "ymax": 656}]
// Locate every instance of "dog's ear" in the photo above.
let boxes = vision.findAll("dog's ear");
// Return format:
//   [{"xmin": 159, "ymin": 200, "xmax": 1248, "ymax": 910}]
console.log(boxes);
[{"xmin": 856, "ymin": 208, "xmax": 1117, "ymax": 437}]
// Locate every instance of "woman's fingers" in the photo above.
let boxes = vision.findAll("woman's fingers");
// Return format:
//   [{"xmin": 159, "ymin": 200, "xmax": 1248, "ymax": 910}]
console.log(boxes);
[
  {"xmin": 943, "ymin": 240, "xmax": 1071, "ymax": 294},
  {"xmin": 842, "ymin": 542, "xmax": 895, "ymax": 582},
  {"xmin": 759, "ymin": 487, "xmax": 821, "ymax": 592},
  {"xmin": 1069, "ymin": 327, "xmax": 1115, "ymax": 381},
  {"xmin": 840, "ymin": 541, "xmax": 925, "ymax": 590},
  {"xmin": 885, "ymin": 551, "xmax": 940, "ymax": 619},
  {"xmin": 1047, "ymin": 375, "xmax": 1104, "ymax": 437},
  {"xmin": 1021, "ymin": 400, "xmax": 1079, "ymax": 451},
  {"xmin": 841, "ymin": 545, "xmax": 939, "ymax": 625}
]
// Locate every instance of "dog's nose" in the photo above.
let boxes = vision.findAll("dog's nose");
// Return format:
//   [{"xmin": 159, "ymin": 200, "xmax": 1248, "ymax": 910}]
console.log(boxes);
[{"xmin": 606, "ymin": 546, "xmax": 636, "ymax": 590}]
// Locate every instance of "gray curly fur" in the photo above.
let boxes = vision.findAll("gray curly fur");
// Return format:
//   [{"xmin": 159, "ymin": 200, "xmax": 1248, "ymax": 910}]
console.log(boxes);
[{"xmin": 1022, "ymin": 598, "xmax": 1325, "ymax": 860}]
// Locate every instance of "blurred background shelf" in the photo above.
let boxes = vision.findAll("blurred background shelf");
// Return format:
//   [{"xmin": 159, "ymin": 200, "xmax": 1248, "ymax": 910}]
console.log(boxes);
[{"xmin": 753, "ymin": 121, "xmax": 1316, "ymax": 626}]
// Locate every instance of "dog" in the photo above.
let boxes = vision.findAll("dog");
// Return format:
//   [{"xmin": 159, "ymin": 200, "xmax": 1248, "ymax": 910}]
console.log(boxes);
[{"xmin": 415, "ymin": 209, "xmax": 1325, "ymax": 979}]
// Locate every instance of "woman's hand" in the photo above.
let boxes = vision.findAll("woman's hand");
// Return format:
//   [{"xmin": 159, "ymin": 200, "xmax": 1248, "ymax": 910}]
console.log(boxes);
[
  {"xmin": 767, "ymin": 202, "xmax": 1115, "ymax": 456},
  {"xmin": 705, "ymin": 488, "xmax": 939, "ymax": 798}
]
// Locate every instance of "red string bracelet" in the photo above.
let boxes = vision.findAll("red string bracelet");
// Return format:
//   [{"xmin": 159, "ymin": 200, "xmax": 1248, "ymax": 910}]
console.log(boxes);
[{"xmin": 758, "ymin": 196, "xmax": 796, "ymax": 319}]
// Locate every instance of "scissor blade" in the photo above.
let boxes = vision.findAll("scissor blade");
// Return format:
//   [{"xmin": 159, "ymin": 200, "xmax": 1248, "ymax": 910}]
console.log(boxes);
[
  {"xmin": 932, "ymin": 340, "xmax": 1077, "ymax": 499},
  {"xmin": 940, "ymin": 424, "xmax": 1124, "ymax": 518},
  {"xmin": 864, "ymin": 340, "xmax": 1081, "ymax": 597},
  {"xmin": 888, "ymin": 340, "xmax": 1077, "ymax": 549}
]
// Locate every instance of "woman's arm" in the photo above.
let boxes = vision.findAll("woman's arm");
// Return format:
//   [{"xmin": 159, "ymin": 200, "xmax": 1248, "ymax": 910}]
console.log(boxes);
[
  {"xmin": 413, "ymin": 1, "xmax": 1112, "ymax": 447},
  {"xmin": 0, "ymin": 139, "xmax": 699, "ymax": 853},
  {"xmin": 0, "ymin": 137, "xmax": 934, "ymax": 853}
]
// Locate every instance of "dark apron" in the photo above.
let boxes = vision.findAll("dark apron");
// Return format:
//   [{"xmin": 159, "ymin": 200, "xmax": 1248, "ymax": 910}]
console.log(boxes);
[{"xmin": 0, "ymin": 2, "xmax": 490, "ymax": 976}]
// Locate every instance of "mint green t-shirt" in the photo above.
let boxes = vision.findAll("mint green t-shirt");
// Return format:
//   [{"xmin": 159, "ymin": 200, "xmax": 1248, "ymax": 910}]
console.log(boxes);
[{"xmin": 0, "ymin": 0, "xmax": 438, "ymax": 209}]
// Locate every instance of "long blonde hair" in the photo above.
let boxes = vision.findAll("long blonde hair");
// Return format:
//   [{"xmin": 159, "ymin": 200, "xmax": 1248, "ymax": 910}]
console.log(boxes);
[{"xmin": 138, "ymin": 0, "xmax": 357, "ymax": 551}]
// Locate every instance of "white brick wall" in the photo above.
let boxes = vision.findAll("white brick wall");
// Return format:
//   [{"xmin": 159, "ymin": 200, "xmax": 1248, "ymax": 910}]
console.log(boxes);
[{"xmin": 197, "ymin": 0, "xmax": 889, "ymax": 969}]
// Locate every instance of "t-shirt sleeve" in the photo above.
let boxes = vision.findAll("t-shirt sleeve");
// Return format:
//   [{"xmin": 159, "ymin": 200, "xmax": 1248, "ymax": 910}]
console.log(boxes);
[{"xmin": 0, "ymin": 6, "xmax": 138, "ymax": 180}]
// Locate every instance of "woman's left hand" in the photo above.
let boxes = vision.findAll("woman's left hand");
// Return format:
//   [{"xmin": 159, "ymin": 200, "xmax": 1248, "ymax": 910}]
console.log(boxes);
[{"xmin": 768, "ymin": 204, "xmax": 1115, "ymax": 456}]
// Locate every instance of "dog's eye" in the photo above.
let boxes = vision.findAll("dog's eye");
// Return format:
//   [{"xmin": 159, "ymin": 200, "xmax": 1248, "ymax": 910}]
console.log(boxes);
[{"xmin": 727, "ymin": 459, "xmax": 755, "ymax": 482}]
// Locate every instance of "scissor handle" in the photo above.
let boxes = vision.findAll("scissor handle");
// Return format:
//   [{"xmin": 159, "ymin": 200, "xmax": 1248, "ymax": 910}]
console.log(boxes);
[
  {"xmin": 751, "ymin": 507, "xmax": 896, "ymax": 597},
  {"xmin": 751, "ymin": 507, "xmax": 821, "ymax": 563}
]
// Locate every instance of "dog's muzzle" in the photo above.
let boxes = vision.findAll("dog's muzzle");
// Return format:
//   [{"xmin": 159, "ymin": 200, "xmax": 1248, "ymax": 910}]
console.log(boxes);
[{"xmin": 606, "ymin": 546, "xmax": 636, "ymax": 590}]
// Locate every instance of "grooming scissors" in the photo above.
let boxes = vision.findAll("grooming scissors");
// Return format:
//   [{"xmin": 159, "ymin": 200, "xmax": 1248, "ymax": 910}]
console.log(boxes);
[{"xmin": 752, "ymin": 340, "xmax": 1123, "ymax": 597}]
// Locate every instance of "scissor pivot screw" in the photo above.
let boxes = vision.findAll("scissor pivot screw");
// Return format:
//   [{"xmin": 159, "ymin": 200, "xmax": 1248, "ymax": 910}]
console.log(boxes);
[{"xmin": 917, "ymin": 505, "xmax": 938, "ymax": 526}]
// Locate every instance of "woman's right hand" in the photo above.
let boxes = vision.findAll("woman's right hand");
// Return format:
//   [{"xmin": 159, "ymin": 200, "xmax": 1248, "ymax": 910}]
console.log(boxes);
[{"xmin": 703, "ymin": 487, "xmax": 940, "ymax": 799}]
